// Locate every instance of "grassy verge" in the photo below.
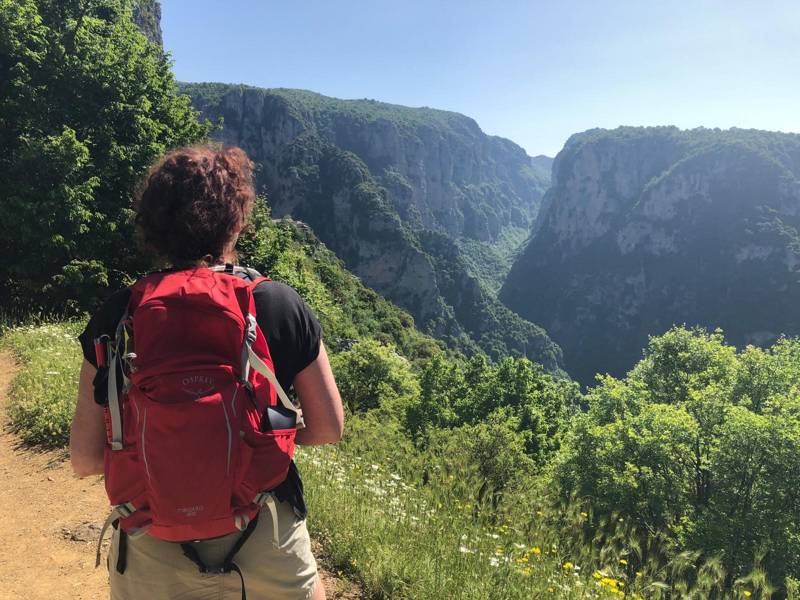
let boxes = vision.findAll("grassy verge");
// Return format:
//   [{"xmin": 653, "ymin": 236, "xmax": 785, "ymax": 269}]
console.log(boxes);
[
  {"xmin": 298, "ymin": 443, "xmax": 649, "ymax": 599},
  {"xmin": 1, "ymin": 322, "xmax": 83, "ymax": 447}
]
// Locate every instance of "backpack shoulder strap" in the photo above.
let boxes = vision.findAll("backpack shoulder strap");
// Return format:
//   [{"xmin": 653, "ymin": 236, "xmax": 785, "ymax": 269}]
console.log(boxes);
[
  {"xmin": 250, "ymin": 275, "xmax": 271, "ymax": 288},
  {"xmin": 105, "ymin": 282, "xmax": 145, "ymax": 450}
]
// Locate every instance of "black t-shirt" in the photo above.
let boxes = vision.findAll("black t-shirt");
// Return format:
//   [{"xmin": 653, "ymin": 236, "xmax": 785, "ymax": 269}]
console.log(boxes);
[
  {"xmin": 77, "ymin": 272, "xmax": 321, "ymax": 519},
  {"xmin": 78, "ymin": 278, "xmax": 322, "ymax": 393}
]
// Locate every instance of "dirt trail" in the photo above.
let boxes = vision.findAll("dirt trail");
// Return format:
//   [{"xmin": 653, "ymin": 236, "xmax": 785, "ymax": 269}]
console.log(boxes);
[{"xmin": 0, "ymin": 351, "xmax": 360, "ymax": 600}]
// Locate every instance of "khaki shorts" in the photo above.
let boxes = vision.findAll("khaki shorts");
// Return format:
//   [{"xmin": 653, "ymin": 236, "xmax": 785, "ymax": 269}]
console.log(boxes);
[{"xmin": 107, "ymin": 499, "xmax": 319, "ymax": 600}]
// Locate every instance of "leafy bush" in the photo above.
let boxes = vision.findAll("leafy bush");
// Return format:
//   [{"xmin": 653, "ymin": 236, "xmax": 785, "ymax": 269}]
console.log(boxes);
[
  {"xmin": 407, "ymin": 354, "xmax": 580, "ymax": 468},
  {"xmin": 554, "ymin": 326, "xmax": 800, "ymax": 591},
  {"xmin": 0, "ymin": 0, "xmax": 208, "ymax": 313},
  {"xmin": 329, "ymin": 339, "xmax": 420, "ymax": 414}
]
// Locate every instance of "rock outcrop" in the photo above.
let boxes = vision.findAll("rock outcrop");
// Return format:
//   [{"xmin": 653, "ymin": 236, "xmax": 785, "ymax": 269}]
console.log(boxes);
[
  {"xmin": 502, "ymin": 127, "xmax": 800, "ymax": 384},
  {"xmin": 182, "ymin": 83, "xmax": 562, "ymax": 371},
  {"xmin": 132, "ymin": 0, "xmax": 162, "ymax": 48}
]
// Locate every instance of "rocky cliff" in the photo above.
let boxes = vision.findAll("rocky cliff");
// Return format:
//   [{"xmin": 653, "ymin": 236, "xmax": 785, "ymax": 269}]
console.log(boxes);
[
  {"xmin": 132, "ymin": 0, "xmax": 162, "ymax": 47},
  {"xmin": 182, "ymin": 83, "xmax": 562, "ymax": 371},
  {"xmin": 502, "ymin": 127, "xmax": 800, "ymax": 384}
]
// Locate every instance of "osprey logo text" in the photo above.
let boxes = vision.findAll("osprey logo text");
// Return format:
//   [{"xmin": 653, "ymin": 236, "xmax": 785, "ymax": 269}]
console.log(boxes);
[
  {"xmin": 181, "ymin": 375, "xmax": 215, "ymax": 398},
  {"xmin": 176, "ymin": 505, "xmax": 204, "ymax": 518}
]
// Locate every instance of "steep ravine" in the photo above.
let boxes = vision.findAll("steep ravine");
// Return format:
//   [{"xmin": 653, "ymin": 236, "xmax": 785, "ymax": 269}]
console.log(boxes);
[{"xmin": 182, "ymin": 83, "xmax": 563, "ymax": 371}]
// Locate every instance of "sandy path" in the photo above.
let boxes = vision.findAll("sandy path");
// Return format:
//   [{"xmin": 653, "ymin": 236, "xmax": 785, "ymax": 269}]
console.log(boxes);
[{"xmin": 0, "ymin": 351, "xmax": 360, "ymax": 600}]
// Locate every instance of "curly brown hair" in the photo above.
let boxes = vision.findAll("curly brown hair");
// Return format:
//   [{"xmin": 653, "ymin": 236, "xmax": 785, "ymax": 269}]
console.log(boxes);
[{"xmin": 134, "ymin": 145, "xmax": 256, "ymax": 265}]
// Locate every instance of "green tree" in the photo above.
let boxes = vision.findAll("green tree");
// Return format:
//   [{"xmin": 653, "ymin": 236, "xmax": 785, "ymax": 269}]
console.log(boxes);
[
  {"xmin": 701, "ymin": 407, "xmax": 800, "ymax": 585},
  {"xmin": 406, "ymin": 353, "xmax": 578, "ymax": 469},
  {"xmin": 329, "ymin": 339, "xmax": 420, "ymax": 414},
  {"xmin": 435, "ymin": 407, "xmax": 535, "ymax": 505},
  {"xmin": 554, "ymin": 327, "xmax": 800, "ymax": 590},
  {"xmin": 0, "ymin": 0, "xmax": 208, "ymax": 313}
]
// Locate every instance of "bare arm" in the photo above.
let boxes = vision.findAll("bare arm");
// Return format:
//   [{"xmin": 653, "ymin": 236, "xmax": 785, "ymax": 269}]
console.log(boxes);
[
  {"xmin": 293, "ymin": 342, "xmax": 344, "ymax": 445},
  {"xmin": 69, "ymin": 360, "xmax": 105, "ymax": 477}
]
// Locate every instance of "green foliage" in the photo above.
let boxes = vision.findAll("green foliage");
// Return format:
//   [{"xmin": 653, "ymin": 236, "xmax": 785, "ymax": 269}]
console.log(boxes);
[
  {"xmin": 330, "ymin": 340, "xmax": 420, "ymax": 414},
  {"xmin": 7, "ymin": 321, "xmax": 797, "ymax": 597},
  {"xmin": 787, "ymin": 577, "xmax": 799, "ymax": 600},
  {"xmin": 0, "ymin": 0, "xmax": 208, "ymax": 313},
  {"xmin": 555, "ymin": 326, "xmax": 800, "ymax": 591},
  {"xmin": 417, "ymin": 230, "xmax": 564, "ymax": 371},
  {"xmin": 407, "ymin": 354, "xmax": 579, "ymax": 469},
  {"xmin": 299, "ymin": 403, "xmax": 663, "ymax": 599},
  {"xmin": 436, "ymin": 407, "xmax": 536, "ymax": 495},
  {"xmin": 457, "ymin": 225, "xmax": 530, "ymax": 294}
]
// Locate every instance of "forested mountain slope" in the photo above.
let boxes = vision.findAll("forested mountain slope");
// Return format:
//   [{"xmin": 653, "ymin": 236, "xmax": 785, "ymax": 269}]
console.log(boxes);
[
  {"xmin": 182, "ymin": 82, "xmax": 562, "ymax": 371},
  {"xmin": 502, "ymin": 126, "xmax": 800, "ymax": 383}
]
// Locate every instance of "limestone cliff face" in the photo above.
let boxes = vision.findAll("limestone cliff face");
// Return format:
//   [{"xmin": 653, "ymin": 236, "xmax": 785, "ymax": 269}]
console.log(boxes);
[
  {"xmin": 201, "ymin": 87, "xmax": 548, "ymax": 241},
  {"xmin": 183, "ymin": 83, "xmax": 562, "ymax": 371},
  {"xmin": 502, "ymin": 127, "xmax": 800, "ymax": 384},
  {"xmin": 132, "ymin": 0, "xmax": 163, "ymax": 48}
]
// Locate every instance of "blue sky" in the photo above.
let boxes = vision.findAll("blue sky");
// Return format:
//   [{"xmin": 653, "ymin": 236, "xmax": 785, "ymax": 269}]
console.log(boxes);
[{"xmin": 162, "ymin": 1, "xmax": 800, "ymax": 157}]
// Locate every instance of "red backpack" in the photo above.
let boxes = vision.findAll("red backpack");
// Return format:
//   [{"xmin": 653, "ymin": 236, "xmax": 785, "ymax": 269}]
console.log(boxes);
[{"xmin": 94, "ymin": 266, "xmax": 303, "ymax": 575}]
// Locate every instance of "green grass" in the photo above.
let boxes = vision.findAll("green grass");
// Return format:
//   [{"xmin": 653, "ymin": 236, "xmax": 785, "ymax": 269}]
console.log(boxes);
[
  {"xmin": 1, "ymin": 322, "xmax": 83, "ymax": 447},
  {"xmin": 298, "ymin": 445, "xmax": 634, "ymax": 599},
  {"xmin": 297, "ymin": 439, "xmax": 762, "ymax": 600}
]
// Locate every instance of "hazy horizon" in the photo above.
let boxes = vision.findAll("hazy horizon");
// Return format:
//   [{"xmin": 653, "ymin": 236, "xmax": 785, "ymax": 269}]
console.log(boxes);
[{"xmin": 162, "ymin": 1, "xmax": 800, "ymax": 156}]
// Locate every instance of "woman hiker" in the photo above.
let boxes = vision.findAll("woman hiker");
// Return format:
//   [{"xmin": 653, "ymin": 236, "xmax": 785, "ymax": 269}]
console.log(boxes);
[{"xmin": 70, "ymin": 145, "xmax": 344, "ymax": 600}]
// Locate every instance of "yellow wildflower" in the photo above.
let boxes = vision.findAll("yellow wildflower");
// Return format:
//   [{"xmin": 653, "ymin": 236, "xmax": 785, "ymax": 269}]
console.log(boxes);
[
  {"xmin": 563, "ymin": 561, "xmax": 574, "ymax": 570},
  {"xmin": 619, "ymin": 559, "xmax": 628, "ymax": 566},
  {"xmin": 530, "ymin": 546, "xmax": 542, "ymax": 555},
  {"xmin": 743, "ymin": 593, "xmax": 752, "ymax": 598}
]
